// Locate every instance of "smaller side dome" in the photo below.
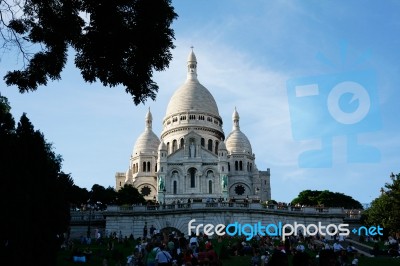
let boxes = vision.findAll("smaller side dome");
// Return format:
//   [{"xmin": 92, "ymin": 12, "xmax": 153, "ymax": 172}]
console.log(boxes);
[
  {"xmin": 158, "ymin": 141, "xmax": 167, "ymax": 151},
  {"xmin": 218, "ymin": 140, "xmax": 227, "ymax": 151},
  {"xmin": 133, "ymin": 131, "xmax": 160, "ymax": 155},
  {"xmin": 225, "ymin": 108, "xmax": 252, "ymax": 154},
  {"xmin": 226, "ymin": 131, "xmax": 252, "ymax": 154},
  {"xmin": 132, "ymin": 109, "xmax": 160, "ymax": 155}
]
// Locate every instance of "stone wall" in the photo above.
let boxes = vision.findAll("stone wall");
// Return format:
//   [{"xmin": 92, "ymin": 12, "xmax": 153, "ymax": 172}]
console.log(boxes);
[{"xmin": 104, "ymin": 203, "xmax": 346, "ymax": 239}]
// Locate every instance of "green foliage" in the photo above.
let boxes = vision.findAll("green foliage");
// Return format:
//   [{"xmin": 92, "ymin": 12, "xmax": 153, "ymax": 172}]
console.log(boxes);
[
  {"xmin": 0, "ymin": 93, "xmax": 15, "ymax": 134},
  {"xmin": 70, "ymin": 184, "xmax": 90, "ymax": 208},
  {"xmin": 0, "ymin": 98, "xmax": 72, "ymax": 265},
  {"xmin": 364, "ymin": 173, "xmax": 400, "ymax": 235},
  {"xmin": 291, "ymin": 189, "xmax": 363, "ymax": 209},
  {"xmin": 89, "ymin": 184, "xmax": 117, "ymax": 206},
  {"xmin": 1, "ymin": 0, "xmax": 178, "ymax": 105},
  {"xmin": 116, "ymin": 184, "xmax": 146, "ymax": 205}
]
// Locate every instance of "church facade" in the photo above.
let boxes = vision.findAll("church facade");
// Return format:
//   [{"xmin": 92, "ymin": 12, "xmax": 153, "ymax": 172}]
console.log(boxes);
[{"xmin": 115, "ymin": 50, "xmax": 271, "ymax": 203}]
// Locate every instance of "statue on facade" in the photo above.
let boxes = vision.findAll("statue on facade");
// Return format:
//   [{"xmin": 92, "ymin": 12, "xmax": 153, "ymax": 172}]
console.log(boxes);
[
  {"xmin": 158, "ymin": 176, "xmax": 165, "ymax": 190},
  {"xmin": 189, "ymin": 142, "xmax": 195, "ymax": 157},
  {"xmin": 222, "ymin": 175, "xmax": 227, "ymax": 190}
]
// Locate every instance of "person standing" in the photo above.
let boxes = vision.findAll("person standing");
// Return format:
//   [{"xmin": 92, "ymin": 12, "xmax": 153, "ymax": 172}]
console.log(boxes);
[
  {"xmin": 155, "ymin": 245, "xmax": 172, "ymax": 266},
  {"xmin": 143, "ymin": 224, "xmax": 148, "ymax": 239},
  {"xmin": 150, "ymin": 225, "xmax": 156, "ymax": 237}
]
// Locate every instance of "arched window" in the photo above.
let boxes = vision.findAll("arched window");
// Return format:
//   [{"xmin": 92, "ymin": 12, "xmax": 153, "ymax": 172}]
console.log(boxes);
[
  {"xmin": 247, "ymin": 162, "xmax": 250, "ymax": 171},
  {"xmin": 155, "ymin": 164, "xmax": 157, "ymax": 172},
  {"xmin": 173, "ymin": 181, "xmax": 177, "ymax": 194},
  {"xmin": 189, "ymin": 168, "xmax": 196, "ymax": 188},
  {"xmin": 142, "ymin": 162, "xmax": 146, "ymax": 172},
  {"xmin": 172, "ymin": 170, "xmax": 178, "ymax": 178},
  {"xmin": 228, "ymin": 163, "xmax": 230, "ymax": 171},
  {"xmin": 147, "ymin": 162, "xmax": 151, "ymax": 172},
  {"xmin": 222, "ymin": 166, "xmax": 225, "ymax": 172},
  {"xmin": 235, "ymin": 161, "xmax": 238, "ymax": 171},
  {"xmin": 215, "ymin": 141, "xmax": 219, "ymax": 154},
  {"xmin": 201, "ymin": 138, "xmax": 205, "ymax": 147},
  {"xmin": 209, "ymin": 180, "xmax": 212, "ymax": 194},
  {"xmin": 167, "ymin": 142, "xmax": 170, "ymax": 154},
  {"xmin": 208, "ymin": 139, "xmax": 213, "ymax": 151},
  {"xmin": 250, "ymin": 163, "xmax": 253, "ymax": 172},
  {"xmin": 239, "ymin": 161, "xmax": 243, "ymax": 171},
  {"xmin": 180, "ymin": 138, "xmax": 184, "ymax": 148},
  {"xmin": 172, "ymin": 139, "xmax": 177, "ymax": 152}
]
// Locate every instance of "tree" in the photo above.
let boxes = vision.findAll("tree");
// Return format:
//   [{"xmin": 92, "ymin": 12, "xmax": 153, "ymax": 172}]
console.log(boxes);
[
  {"xmin": 104, "ymin": 186, "xmax": 118, "ymax": 205},
  {"xmin": 116, "ymin": 184, "xmax": 146, "ymax": 205},
  {"xmin": 291, "ymin": 190, "xmax": 363, "ymax": 209},
  {"xmin": 0, "ymin": 93, "xmax": 15, "ymax": 135},
  {"xmin": 364, "ymin": 173, "xmax": 400, "ymax": 235},
  {"xmin": 0, "ymin": 97, "xmax": 71, "ymax": 265},
  {"xmin": 0, "ymin": 0, "xmax": 178, "ymax": 104},
  {"xmin": 69, "ymin": 184, "xmax": 90, "ymax": 209},
  {"xmin": 89, "ymin": 184, "xmax": 117, "ymax": 208}
]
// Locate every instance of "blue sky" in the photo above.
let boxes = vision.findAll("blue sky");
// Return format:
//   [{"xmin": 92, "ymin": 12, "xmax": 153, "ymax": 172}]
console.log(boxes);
[{"xmin": 1, "ymin": 0, "xmax": 399, "ymax": 204}]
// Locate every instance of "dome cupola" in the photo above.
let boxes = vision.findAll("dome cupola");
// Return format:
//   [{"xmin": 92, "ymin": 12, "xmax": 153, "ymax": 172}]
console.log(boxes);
[
  {"xmin": 162, "ymin": 49, "xmax": 224, "ymax": 141},
  {"xmin": 225, "ymin": 108, "xmax": 252, "ymax": 154},
  {"xmin": 132, "ymin": 108, "xmax": 160, "ymax": 155},
  {"xmin": 164, "ymin": 49, "xmax": 220, "ymax": 119}
]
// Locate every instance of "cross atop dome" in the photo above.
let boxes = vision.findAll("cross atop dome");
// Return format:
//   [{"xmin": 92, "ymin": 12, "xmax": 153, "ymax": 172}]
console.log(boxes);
[
  {"xmin": 232, "ymin": 107, "xmax": 240, "ymax": 130},
  {"xmin": 145, "ymin": 107, "xmax": 153, "ymax": 130},
  {"xmin": 187, "ymin": 48, "xmax": 198, "ymax": 80}
]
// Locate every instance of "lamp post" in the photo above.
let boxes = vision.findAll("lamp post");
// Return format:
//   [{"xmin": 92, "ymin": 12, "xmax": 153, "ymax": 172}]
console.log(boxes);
[
  {"xmin": 256, "ymin": 187, "xmax": 260, "ymax": 201},
  {"xmin": 86, "ymin": 203, "xmax": 92, "ymax": 239}
]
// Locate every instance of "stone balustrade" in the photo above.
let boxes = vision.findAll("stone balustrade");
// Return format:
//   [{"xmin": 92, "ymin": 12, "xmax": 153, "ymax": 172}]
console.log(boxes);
[
  {"xmin": 105, "ymin": 203, "xmax": 347, "ymax": 215},
  {"xmin": 69, "ymin": 205, "xmax": 362, "ymax": 239}
]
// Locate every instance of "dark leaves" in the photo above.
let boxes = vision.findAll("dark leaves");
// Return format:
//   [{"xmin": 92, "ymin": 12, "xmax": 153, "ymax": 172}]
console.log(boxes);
[
  {"xmin": 2, "ymin": 0, "xmax": 177, "ymax": 104},
  {"xmin": 0, "ymin": 100, "xmax": 71, "ymax": 265},
  {"xmin": 8, "ymin": 19, "xmax": 27, "ymax": 34},
  {"xmin": 291, "ymin": 189, "xmax": 363, "ymax": 209}
]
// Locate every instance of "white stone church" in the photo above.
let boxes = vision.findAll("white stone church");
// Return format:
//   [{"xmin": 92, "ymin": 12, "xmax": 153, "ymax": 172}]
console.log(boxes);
[{"xmin": 115, "ymin": 50, "xmax": 271, "ymax": 203}]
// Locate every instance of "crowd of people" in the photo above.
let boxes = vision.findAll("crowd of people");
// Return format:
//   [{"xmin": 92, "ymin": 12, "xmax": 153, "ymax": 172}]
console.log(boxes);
[
  {"xmin": 64, "ymin": 224, "xmax": 400, "ymax": 266},
  {"xmin": 123, "ymin": 227, "xmax": 365, "ymax": 266},
  {"xmin": 126, "ymin": 228, "xmax": 221, "ymax": 266}
]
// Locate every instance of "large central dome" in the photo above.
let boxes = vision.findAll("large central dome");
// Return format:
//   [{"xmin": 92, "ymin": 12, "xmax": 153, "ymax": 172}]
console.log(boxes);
[
  {"xmin": 165, "ymin": 50, "xmax": 220, "ymax": 118},
  {"xmin": 165, "ymin": 80, "xmax": 220, "ymax": 117}
]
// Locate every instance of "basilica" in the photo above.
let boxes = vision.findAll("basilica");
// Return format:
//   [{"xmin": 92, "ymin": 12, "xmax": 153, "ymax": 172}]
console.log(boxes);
[{"xmin": 115, "ymin": 50, "xmax": 271, "ymax": 203}]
